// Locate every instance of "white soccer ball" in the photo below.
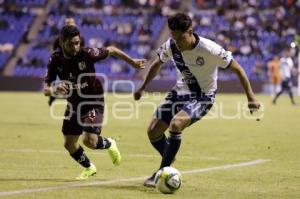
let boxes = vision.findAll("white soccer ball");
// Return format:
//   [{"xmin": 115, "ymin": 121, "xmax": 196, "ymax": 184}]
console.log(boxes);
[{"xmin": 155, "ymin": 166, "xmax": 182, "ymax": 194}]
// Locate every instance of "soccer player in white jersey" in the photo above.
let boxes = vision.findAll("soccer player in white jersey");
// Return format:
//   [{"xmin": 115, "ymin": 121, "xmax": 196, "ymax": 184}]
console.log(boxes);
[
  {"xmin": 133, "ymin": 13, "xmax": 261, "ymax": 187},
  {"xmin": 272, "ymin": 47, "xmax": 297, "ymax": 105}
]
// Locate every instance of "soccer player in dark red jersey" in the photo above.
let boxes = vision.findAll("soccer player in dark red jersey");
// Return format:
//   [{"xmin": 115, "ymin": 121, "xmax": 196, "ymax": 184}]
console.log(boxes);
[
  {"xmin": 48, "ymin": 17, "xmax": 84, "ymax": 106},
  {"xmin": 44, "ymin": 25, "xmax": 146, "ymax": 180}
]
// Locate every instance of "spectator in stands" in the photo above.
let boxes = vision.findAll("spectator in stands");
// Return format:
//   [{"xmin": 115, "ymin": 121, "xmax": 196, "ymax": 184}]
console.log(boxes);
[
  {"xmin": 0, "ymin": 18, "xmax": 9, "ymax": 29},
  {"xmin": 8, "ymin": 0, "xmax": 299, "ymax": 86},
  {"xmin": 0, "ymin": 43, "xmax": 13, "ymax": 53},
  {"xmin": 252, "ymin": 60, "xmax": 265, "ymax": 79}
]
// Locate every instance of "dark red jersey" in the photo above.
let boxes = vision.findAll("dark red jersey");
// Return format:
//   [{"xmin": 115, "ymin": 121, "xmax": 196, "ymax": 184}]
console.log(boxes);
[{"xmin": 45, "ymin": 47, "xmax": 108, "ymax": 106}]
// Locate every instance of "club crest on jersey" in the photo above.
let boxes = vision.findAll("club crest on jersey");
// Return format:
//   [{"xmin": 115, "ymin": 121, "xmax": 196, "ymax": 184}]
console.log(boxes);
[
  {"xmin": 78, "ymin": 61, "xmax": 86, "ymax": 70},
  {"xmin": 196, "ymin": 56, "xmax": 205, "ymax": 66},
  {"xmin": 93, "ymin": 48, "xmax": 100, "ymax": 56}
]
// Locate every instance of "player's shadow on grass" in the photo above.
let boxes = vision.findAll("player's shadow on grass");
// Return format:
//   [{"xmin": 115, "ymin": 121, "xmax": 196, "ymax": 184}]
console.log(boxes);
[
  {"xmin": 89, "ymin": 184, "xmax": 160, "ymax": 194},
  {"xmin": 0, "ymin": 178, "xmax": 76, "ymax": 182}
]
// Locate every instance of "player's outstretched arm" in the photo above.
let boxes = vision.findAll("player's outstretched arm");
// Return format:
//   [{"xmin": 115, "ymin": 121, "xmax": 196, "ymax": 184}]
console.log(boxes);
[
  {"xmin": 107, "ymin": 46, "xmax": 146, "ymax": 69},
  {"xmin": 134, "ymin": 57, "xmax": 163, "ymax": 100},
  {"xmin": 227, "ymin": 59, "xmax": 260, "ymax": 113}
]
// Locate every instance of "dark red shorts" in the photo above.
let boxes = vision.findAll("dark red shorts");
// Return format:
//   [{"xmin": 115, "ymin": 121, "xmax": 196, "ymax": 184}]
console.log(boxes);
[{"xmin": 62, "ymin": 102, "xmax": 104, "ymax": 135}]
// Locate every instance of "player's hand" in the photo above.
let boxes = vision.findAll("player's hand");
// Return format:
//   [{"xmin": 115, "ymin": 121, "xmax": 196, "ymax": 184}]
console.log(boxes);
[
  {"xmin": 248, "ymin": 97, "xmax": 260, "ymax": 114},
  {"xmin": 134, "ymin": 87, "xmax": 144, "ymax": 101},
  {"xmin": 53, "ymin": 82, "xmax": 69, "ymax": 95},
  {"xmin": 131, "ymin": 59, "xmax": 147, "ymax": 69}
]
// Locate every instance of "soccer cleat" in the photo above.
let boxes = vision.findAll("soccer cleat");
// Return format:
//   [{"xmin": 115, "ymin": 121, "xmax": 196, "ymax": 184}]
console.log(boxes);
[
  {"xmin": 143, "ymin": 172, "xmax": 157, "ymax": 188},
  {"xmin": 107, "ymin": 138, "xmax": 121, "ymax": 166},
  {"xmin": 76, "ymin": 163, "xmax": 97, "ymax": 180}
]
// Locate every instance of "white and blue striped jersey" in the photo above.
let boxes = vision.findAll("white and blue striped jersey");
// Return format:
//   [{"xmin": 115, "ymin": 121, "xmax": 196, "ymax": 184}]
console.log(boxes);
[
  {"xmin": 279, "ymin": 57, "xmax": 294, "ymax": 80},
  {"xmin": 156, "ymin": 34, "xmax": 233, "ymax": 95}
]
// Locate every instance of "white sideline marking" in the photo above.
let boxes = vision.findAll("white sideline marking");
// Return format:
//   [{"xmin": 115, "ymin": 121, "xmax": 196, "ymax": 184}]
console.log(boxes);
[
  {"xmin": 182, "ymin": 159, "xmax": 270, "ymax": 174},
  {"xmin": 0, "ymin": 159, "xmax": 270, "ymax": 197},
  {"xmin": 0, "ymin": 148, "xmax": 221, "ymax": 160}
]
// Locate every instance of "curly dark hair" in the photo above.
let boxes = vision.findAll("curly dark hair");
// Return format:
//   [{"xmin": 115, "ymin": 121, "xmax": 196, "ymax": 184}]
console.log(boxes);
[
  {"xmin": 60, "ymin": 25, "xmax": 80, "ymax": 41},
  {"xmin": 168, "ymin": 13, "xmax": 192, "ymax": 32}
]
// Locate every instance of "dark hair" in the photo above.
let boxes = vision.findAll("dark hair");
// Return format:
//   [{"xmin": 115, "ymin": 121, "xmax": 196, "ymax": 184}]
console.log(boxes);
[
  {"xmin": 168, "ymin": 13, "xmax": 192, "ymax": 32},
  {"xmin": 60, "ymin": 25, "xmax": 80, "ymax": 41}
]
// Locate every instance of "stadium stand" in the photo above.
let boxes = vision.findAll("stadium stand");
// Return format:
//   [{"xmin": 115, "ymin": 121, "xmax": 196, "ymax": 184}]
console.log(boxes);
[
  {"xmin": 0, "ymin": 12, "xmax": 34, "ymax": 71},
  {"xmin": 0, "ymin": 0, "xmax": 299, "ymax": 82},
  {"xmin": 11, "ymin": 0, "xmax": 169, "ymax": 78}
]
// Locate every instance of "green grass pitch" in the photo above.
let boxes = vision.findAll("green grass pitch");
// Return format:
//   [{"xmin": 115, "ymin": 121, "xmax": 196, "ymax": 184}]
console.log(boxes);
[{"xmin": 0, "ymin": 92, "xmax": 299, "ymax": 199}]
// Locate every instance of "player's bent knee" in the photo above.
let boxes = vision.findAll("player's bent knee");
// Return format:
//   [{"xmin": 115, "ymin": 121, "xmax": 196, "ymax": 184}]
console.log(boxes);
[
  {"xmin": 147, "ymin": 125, "xmax": 155, "ymax": 137},
  {"xmin": 83, "ymin": 136, "xmax": 97, "ymax": 148},
  {"xmin": 64, "ymin": 142, "xmax": 77, "ymax": 153},
  {"xmin": 147, "ymin": 126, "xmax": 161, "ymax": 140},
  {"xmin": 169, "ymin": 118, "xmax": 187, "ymax": 132},
  {"xmin": 147, "ymin": 119, "xmax": 168, "ymax": 139}
]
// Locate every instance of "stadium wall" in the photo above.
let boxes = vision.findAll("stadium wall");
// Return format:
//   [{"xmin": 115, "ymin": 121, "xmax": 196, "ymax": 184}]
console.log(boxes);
[{"xmin": 0, "ymin": 76, "xmax": 42, "ymax": 91}]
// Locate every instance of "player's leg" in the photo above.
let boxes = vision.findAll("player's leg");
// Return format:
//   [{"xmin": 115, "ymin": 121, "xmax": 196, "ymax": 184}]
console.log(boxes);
[
  {"xmin": 143, "ymin": 110, "xmax": 190, "ymax": 187},
  {"xmin": 64, "ymin": 134, "xmax": 80, "ymax": 154},
  {"xmin": 63, "ymin": 134, "xmax": 97, "ymax": 180},
  {"xmin": 271, "ymin": 84, "xmax": 276, "ymax": 97},
  {"xmin": 82, "ymin": 132, "xmax": 111, "ymax": 149},
  {"xmin": 270, "ymin": 78, "xmax": 276, "ymax": 97},
  {"xmin": 81, "ymin": 108, "xmax": 121, "ymax": 166},
  {"xmin": 144, "ymin": 95, "xmax": 214, "ymax": 187},
  {"xmin": 80, "ymin": 105, "xmax": 108, "ymax": 149},
  {"xmin": 159, "ymin": 110, "xmax": 191, "ymax": 169},
  {"xmin": 143, "ymin": 99, "xmax": 177, "ymax": 187},
  {"xmin": 82, "ymin": 132, "xmax": 121, "ymax": 166},
  {"xmin": 271, "ymin": 77, "xmax": 280, "ymax": 97},
  {"xmin": 143, "ymin": 118, "xmax": 169, "ymax": 187},
  {"xmin": 62, "ymin": 111, "xmax": 96, "ymax": 180},
  {"xmin": 159, "ymin": 97, "xmax": 214, "ymax": 169},
  {"xmin": 148, "ymin": 97, "xmax": 176, "ymax": 156},
  {"xmin": 272, "ymin": 81, "xmax": 285, "ymax": 104},
  {"xmin": 287, "ymin": 89, "xmax": 296, "ymax": 105},
  {"xmin": 64, "ymin": 135, "xmax": 93, "ymax": 167},
  {"xmin": 272, "ymin": 90, "xmax": 283, "ymax": 104},
  {"xmin": 286, "ymin": 79, "xmax": 296, "ymax": 105},
  {"xmin": 147, "ymin": 117, "xmax": 169, "ymax": 156}
]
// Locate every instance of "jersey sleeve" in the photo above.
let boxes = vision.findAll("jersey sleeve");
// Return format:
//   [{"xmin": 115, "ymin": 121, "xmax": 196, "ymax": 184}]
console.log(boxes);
[
  {"xmin": 87, "ymin": 47, "xmax": 109, "ymax": 63},
  {"xmin": 44, "ymin": 55, "xmax": 57, "ymax": 85},
  {"xmin": 206, "ymin": 40, "xmax": 233, "ymax": 69},
  {"xmin": 156, "ymin": 39, "xmax": 172, "ymax": 63}
]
